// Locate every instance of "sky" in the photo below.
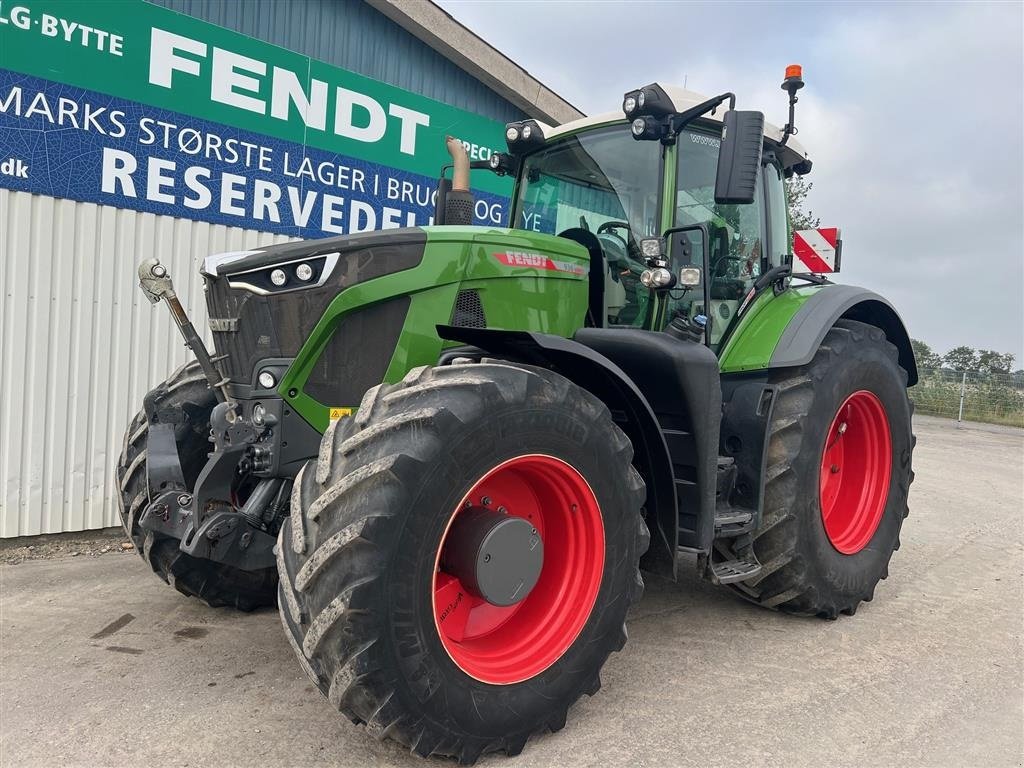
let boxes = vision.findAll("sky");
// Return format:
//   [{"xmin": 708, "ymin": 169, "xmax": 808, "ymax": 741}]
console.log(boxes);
[{"xmin": 437, "ymin": 0, "xmax": 1024, "ymax": 365}]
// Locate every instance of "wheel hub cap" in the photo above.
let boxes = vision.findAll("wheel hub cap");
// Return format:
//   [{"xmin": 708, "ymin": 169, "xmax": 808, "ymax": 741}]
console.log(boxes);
[{"xmin": 441, "ymin": 507, "xmax": 543, "ymax": 607}]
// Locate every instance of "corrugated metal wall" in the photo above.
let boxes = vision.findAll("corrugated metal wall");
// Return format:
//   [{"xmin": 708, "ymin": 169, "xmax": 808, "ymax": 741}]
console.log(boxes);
[
  {"xmin": 147, "ymin": 0, "xmax": 524, "ymax": 123},
  {"xmin": 1, "ymin": 1, "xmax": 524, "ymax": 537},
  {"xmin": 0, "ymin": 189, "xmax": 294, "ymax": 537}
]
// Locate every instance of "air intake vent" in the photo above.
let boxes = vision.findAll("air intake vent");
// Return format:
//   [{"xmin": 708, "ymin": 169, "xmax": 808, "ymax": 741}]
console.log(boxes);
[{"xmin": 451, "ymin": 290, "xmax": 487, "ymax": 329}]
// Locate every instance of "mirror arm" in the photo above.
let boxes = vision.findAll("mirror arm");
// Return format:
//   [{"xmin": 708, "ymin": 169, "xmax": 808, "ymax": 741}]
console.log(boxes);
[{"xmin": 666, "ymin": 92, "xmax": 736, "ymax": 139}]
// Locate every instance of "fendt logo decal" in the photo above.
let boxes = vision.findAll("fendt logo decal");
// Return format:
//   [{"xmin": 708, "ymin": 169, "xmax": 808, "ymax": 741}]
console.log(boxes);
[{"xmin": 494, "ymin": 251, "xmax": 585, "ymax": 277}]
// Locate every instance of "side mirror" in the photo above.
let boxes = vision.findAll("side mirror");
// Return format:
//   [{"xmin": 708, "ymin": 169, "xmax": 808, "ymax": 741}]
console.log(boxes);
[{"xmin": 714, "ymin": 110, "xmax": 764, "ymax": 204}]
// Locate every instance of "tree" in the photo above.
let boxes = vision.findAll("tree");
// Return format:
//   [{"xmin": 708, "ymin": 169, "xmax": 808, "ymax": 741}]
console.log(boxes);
[
  {"xmin": 785, "ymin": 175, "xmax": 820, "ymax": 232},
  {"xmin": 910, "ymin": 338, "xmax": 942, "ymax": 369},
  {"xmin": 976, "ymin": 350, "xmax": 1015, "ymax": 375},
  {"xmin": 942, "ymin": 346, "xmax": 980, "ymax": 372}
]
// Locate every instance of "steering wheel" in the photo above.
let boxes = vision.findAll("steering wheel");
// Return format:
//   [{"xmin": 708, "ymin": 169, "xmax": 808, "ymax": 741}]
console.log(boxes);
[
  {"xmin": 712, "ymin": 254, "xmax": 745, "ymax": 278},
  {"xmin": 598, "ymin": 221, "xmax": 645, "ymax": 265}
]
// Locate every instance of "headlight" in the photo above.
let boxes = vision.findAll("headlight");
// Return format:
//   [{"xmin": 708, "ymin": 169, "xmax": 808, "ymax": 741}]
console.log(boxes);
[
  {"xmin": 252, "ymin": 403, "xmax": 267, "ymax": 426},
  {"xmin": 522, "ymin": 124, "xmax": 532, "ymax": 140},
  {"xmin": 295, "ymin": 263, "xmax": 313, "ymax": 281},
  {"xmin": 631, "ymin": 118, "xmax": 648, "ymax": 137},
  {"xmin": 623, "ymin": 96, "xmax": 637, "ymax": 115},
  {"xmin": 270, "ymin": 269, "xmax": 287, "ymax": 286},
  {"xmin": 505, "ymin": 126, "xmax": 520, "ymax": 142},
  {"xmin": 640, "ymin": 267, "xmax": 674, "ymax": 288},
  {"xmin": 649, "ymin": 267, "xmax": 675, "ymax": 287},
  {"xmin": 258, "ymin": 371, "xmax": 276, "ymax": 389},
  {"xmin": 489, "ymin": 154, "xmax": 501, "ymax": 169},
  {"xmin": 637, "ymin": 90, "xmax": 646, "ymax": 108}
]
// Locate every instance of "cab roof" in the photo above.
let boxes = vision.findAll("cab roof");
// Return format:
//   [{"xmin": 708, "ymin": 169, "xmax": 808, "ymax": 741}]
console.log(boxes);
[{"xmin": 532, "ymin": 84, "xmax": 810, "ymax": 170}]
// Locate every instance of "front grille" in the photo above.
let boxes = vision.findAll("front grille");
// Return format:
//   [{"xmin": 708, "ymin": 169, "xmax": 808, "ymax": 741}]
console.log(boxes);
[
  {"xmin": 205, "ymin": 278, "xmax": 286, "ymax": 383},
  {"xmin": 450, "ymin": 289, "xmax": 487, "ymax": 328}
]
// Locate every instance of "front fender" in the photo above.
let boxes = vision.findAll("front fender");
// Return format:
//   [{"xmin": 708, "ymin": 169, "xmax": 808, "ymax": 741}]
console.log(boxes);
[
  {"xmin": 721, "ymin": 284, "xmax": 918, "ymax": 385},
  {"xmin": 437, "ymin": 325, "xmax": 679, "ymax": 577}
]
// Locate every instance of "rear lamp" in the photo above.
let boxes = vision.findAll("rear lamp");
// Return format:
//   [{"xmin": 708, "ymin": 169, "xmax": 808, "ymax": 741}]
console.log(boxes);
[
  {"xmin": 258, "ymin": 371, "xmax": 276, "ymax": 389},
  {"xmin": 295, "ymin": 263, "xmax": 313, "ymax": 281},
  {"xmin": 269, "ymin": 269, "xmax": 287, "ymax": 286}
]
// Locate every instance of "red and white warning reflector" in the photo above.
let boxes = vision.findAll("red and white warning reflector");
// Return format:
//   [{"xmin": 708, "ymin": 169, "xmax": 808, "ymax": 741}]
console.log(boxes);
[{"xmin": 793, "ymin": 227, "xmax": 842, "ymax": 274}]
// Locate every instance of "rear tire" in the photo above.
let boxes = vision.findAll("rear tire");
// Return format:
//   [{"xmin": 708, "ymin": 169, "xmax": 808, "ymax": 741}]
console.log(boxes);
[
  {"xmin": 277, "ymin": 363, "xmax": 648, "ymax": 763},
  {"xmin": 116, "ymin": 360, "xmax": 278, "ymax": 611},
  {"xmin": 723, "ymin": 320, "xmax": 915, "ymax": 618}
]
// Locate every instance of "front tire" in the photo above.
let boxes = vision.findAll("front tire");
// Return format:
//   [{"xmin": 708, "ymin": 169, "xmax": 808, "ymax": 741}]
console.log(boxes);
[
  {"xmin": 724, "ymin": 320, "xmax": 915, "ymax": 618},
  {"xmin": 115, "ymin": 360, "xmax": 278, "ymax": 610},
  {"xmin": 277, "ymin": 363, "xmax": 648, "ymax": 763}
]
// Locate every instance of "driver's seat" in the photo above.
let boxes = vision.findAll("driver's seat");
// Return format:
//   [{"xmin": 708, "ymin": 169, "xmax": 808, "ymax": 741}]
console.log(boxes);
[{"xmin": 558, "ymin": 228, "xmax": 605, "ymax": 327}]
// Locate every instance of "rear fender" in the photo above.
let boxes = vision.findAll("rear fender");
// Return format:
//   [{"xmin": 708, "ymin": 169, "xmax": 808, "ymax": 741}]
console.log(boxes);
[{"xmin": 437, "ymin": 325, "xmax": 679, "ymax": 577}]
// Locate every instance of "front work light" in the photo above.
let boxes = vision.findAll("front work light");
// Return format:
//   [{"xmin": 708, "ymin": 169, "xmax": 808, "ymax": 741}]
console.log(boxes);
[
  {"xmin": 679, "ymin": 267, "xmax": 701, "ymax": 286},
  {"xmin": 630, "ymin": 116, "xmax": 665, "ymax": 142},
  {"xmin": 639, "ymin": 237, "xmax": 664, "ymax": 260},
  {"xmin": 504, "ymin": 120, "xmax": 546, "ymax": 154}
]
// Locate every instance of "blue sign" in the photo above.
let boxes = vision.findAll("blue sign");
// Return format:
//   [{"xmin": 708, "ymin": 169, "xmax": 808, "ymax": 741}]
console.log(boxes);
[{"xmin": 0, "ymin": 69, "xmax": 509, "ymax": 236}]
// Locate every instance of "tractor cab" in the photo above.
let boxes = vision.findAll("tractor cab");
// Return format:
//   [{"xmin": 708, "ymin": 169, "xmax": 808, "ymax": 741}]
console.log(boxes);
[{"xmin": 467, "ymin": 80, "xmax": 813, "ymax": 351}]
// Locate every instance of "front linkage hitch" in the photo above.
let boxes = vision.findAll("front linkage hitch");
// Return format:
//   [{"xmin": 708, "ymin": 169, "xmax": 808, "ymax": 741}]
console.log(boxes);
[{"xmin": 135, "ymin": 258, "xmax": 278, "ymax": 571}]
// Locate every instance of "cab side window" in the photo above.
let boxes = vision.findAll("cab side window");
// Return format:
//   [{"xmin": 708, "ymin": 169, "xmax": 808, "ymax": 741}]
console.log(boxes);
[
  {"xmin": 668, "ymin": 130, "xmax": 766, "ymax": 347},
  {"xmin": 763, "ymin": 160, "xmax": 790, "ymax": 270}
]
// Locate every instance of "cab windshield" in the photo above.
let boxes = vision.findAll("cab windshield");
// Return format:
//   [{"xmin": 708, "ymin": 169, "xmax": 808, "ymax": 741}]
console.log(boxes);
[{"xmin": 511, "ymin": 126, "xmax": 661, "ymax": 326}]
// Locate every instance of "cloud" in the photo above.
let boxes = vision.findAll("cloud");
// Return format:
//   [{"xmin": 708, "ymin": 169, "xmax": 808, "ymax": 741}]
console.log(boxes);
[{"xmin": 439, "ymin": 0, "xmax": 1024, "ymax": 362}]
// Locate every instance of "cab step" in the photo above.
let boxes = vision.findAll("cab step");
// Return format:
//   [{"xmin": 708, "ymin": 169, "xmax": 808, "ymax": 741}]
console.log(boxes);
[
  {"xmin": 714, "ymin": 507, "xmax": 754, "ymax": 532},
  {"xmin": 707, "ymin": 556, "xmax": 762, "ymax": 585}
]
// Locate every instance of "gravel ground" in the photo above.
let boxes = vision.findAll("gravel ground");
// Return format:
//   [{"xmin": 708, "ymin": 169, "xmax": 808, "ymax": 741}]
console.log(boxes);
[
  {"xmin": 0, "ymin": 529, "xmax": 130, "ymax": 565},
  {"xmin": 1, "ymin": 415, "xmax": 1021, "ymax": 767}
]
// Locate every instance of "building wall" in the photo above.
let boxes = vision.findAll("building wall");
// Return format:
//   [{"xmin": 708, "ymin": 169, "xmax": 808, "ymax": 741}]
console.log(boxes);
[
  {"xmin": 148, "ymin": 0, "xmax": 523, "ymax": 123},
  {"xmin": 0, "ymin": 188, "xmax": 295, "ymax": 536},
  {"xmin": 0, "ymin": 1, "xmax": 527, "ymax": 537}
]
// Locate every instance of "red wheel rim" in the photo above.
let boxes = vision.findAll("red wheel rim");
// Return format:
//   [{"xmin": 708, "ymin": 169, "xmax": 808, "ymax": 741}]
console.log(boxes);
[
  {"xmin": 819, "ymin": 390, "xmax": 892, "ymax": 554},
  {"xmin": 432, "ymin": 455, "xmax": 604, "ymax": 685}
]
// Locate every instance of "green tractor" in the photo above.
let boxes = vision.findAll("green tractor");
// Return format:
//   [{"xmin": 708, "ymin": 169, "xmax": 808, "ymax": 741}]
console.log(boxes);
[{"xmin": 117, "ymin": 69, "xmax": 915, "ymax": 762}]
